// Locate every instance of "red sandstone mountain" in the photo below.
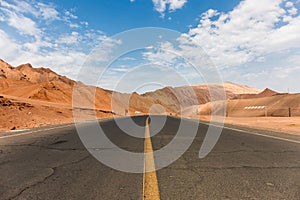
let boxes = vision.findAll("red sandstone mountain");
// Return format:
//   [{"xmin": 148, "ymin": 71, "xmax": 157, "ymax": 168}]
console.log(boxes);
[{"xmin": 0, "ymin": 59, "xmax": 172, "ymax": 113}]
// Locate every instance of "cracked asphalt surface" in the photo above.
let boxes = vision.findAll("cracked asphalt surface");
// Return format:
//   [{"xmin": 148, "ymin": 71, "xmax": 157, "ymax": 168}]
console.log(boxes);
[{"xmin": 1, "ymin": 116, "xmax": 300, "ymax": 199}]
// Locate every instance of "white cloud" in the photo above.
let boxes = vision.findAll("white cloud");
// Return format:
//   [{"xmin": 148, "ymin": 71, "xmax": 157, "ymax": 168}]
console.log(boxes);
[
  {"xmin": 111, "ymin": 67, "xmax": 131, "ymax": 72},
  {"xmin": 1, "ymin": 8, "xmax": 41, "ymax": 38},
  {"xmin": 13, "ymin": 1, "xmax": 39, "ymax": 17},
  {"xmin": 62, "ymin": 9, "xmax": 82, "ymax": 28},
  {"xmin": 0, "ymin": 0, "xmax": 59, "ymax": 21},
  {"xmin": 0, "ymin": 29, "xmax": 20, "ymax": 58},
  {"xmin": 87, "ymin": 36, "xmax": 122, "ymax": 63},
  {"xmin": 57, "ymin": 32, "xmax": 80, "ymax": 44},
  {"xmin": 0, "ymin": 0, "xmax": 62, "ymax": 39},
  {"xmin": 142, "ymin": 42, "xmax": 179, "ymax": 69},
  {"xmin": 285, "ymin": 1, "xmax": 294, "ymax": 8},
  {"xmin": 0, "ymin": 0, "xmax": 116, "ymax": 82},
  {"xmin": 152, "ymin": 0, "xmax": 188, "ymax": 17},
  {"xmin": 65, "ymin": 10, "xmax": 78, "ymax": 19},
  {"xmin": 185, "ymin": 0, "xmax": 300, "ymax": 68},
  {"xmin": 227, "ymin": 64, "xmax": 300, "ymax": 92},
  {"xmin": 80, "ymin": 21, "xmax": 89, "ymax": 26},
  {"xmin": 68, "ymin": 23, "xmax": 80, "ymax": 28},
  {"xmin": 37, "ymin": 2, "xmax": 59, "ymax": 20},
  {"xmin": 119, "ymin": 57, "xmax": 136, "ymax": 61},
  {"xmin": 0, "ymin": 26, "xmax": 85, "ymax": 79},
  {"xmin": 287, "ymin": 51, "xmax": 300, "ymax": 65},
  {"xmin": 202, "ymin": 9, "xmax": 219, "ymax": 19},
  {"xmin": 0, "ymin": 0, "xmax": 36, "ymax": 16},
  {"xmin": 142, "ymin": 0, "xmax": 300, "ymax": 92},
  {"xmin": 168, "ymin": 0, "xmax": 187, "ymax": 11}
]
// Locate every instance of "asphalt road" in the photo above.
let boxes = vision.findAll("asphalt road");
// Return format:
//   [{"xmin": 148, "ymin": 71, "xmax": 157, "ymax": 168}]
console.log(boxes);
[{"xmin": 1, "ymin": 116, "xmax": 300, "ymax": 200}]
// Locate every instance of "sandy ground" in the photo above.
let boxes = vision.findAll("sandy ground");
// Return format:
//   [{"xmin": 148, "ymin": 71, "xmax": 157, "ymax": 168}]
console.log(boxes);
[
  {"xmin": 0, "ymin": 95, "xmax": 113, "ymax": 132},
  {"xmin": 199, "ymin": 115, "xmax": 300, "ymax": 136}
]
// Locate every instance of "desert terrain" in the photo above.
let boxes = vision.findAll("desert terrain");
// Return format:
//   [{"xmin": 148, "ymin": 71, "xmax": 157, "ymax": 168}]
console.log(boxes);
[
  {"xmin": 1, "ymin": 58, "xmax": 299, "ymax": 134},
  {"xmin": 0, "ymin": 59, "xmax": 173, "ymax": 131}
]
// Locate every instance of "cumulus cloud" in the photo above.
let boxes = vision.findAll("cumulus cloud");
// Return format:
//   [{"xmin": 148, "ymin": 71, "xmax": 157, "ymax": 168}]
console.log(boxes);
[
  {"xmin": 142, "ymin": 0, "xmax": 300, "ymax": 92},
  {"xmin": 185, "ymin": 0, "xmax": 300, "ymax": 68},
  {"xmin": 152, "ymin": 0, "xmax": 188, "ymax": 17}
]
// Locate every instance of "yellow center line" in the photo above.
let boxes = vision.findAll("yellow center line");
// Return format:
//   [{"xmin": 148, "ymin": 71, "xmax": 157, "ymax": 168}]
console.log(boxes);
[{"xmin": 143, "ymin": 117, "xmax": 160, "ymax": 200}]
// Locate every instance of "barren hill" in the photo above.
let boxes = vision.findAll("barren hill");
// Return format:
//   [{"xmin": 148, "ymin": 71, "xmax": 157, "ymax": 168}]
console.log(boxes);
[
  {"xmin": 0, "ymin": 59, "xmax": 175, "ymax": 130},
  {"xmin": 0, "ymin": 59, "xmax": 73, "ymax": 85},
  {"xmin": 16, "ymin": 63, "xmax": 74, "ymax": 85},
  {"xmin": 143, "ymin": 82, "xmax": 262, "ymax": 111},
  {"xmin": 233, "ymin": 88, "xmax": 279, "ymax": 99},
  {"xmin": 0, "ymin": 59, "xmax": 75, "ymax": 104}
]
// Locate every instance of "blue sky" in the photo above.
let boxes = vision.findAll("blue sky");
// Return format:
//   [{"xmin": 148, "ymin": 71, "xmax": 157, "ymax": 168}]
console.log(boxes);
[
  {"xmin": 47, "ymin": 0, "xmax": 241, "ymax": 35},
  {"xmin": 0, "ymin": 0, "xmax": 300, "ymax": 93}
]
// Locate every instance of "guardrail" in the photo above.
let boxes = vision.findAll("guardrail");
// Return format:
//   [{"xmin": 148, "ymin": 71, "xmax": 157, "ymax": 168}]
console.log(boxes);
[
  {"xmin": 226, "ymin": 106, "xmax": 300, "ymax": 117},
  {"xmin": 243, "ymin": 105, "xmax": 268, "ymax": 117}
]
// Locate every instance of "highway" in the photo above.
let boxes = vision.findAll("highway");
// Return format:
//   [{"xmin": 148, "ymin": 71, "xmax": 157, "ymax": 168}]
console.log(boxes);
[{"xmin": 0, "ymin": 116, "xmax": 300, "ymax": 199}]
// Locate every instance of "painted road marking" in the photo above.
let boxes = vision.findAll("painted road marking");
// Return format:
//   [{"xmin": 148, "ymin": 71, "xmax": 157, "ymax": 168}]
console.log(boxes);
[
  {"xmin": 0, "ymin": 125, "xmax": 73, "ymax": 139},
  {"xmin": 9, "ymin": 129, "xmax": 30, "ymax": 132},
  {"xmin": 200, "ymin": 121, "xmax": 300, "ymax": 145},
  {"xmin": 143, "ymin": 117, "xmax": 160, "ymax": 200}
]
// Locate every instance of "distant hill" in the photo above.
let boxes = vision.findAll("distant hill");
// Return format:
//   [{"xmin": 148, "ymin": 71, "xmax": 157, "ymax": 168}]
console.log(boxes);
[
  {"xmin": 233, "ymin": 88, "xmax": 280, "ymax": 99},
  {"xmin": 143, "ymin": 82, "xmax": 262, "ymax": 111},
  {"xmin": 197, "ymin": 82, "xmax": 262, "ymax": 94}
]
